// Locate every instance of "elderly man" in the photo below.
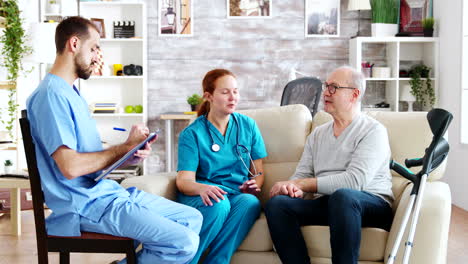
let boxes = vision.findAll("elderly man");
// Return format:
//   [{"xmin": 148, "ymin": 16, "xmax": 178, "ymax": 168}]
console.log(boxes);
[{"xmin": 265, "ymin": 66, "xmax": 394, "ymax": 264}]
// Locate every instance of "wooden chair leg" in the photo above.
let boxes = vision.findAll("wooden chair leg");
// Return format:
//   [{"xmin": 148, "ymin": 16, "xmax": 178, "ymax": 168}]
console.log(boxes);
[
  {"xmin": 126, "ymin": 247, "xmax": 137, "ymax": 264},
  {"xmin": 59, "ymin": 251, "xmax": 70, "ymax": 264},
  {"xmin": 37, "ymin": 249, "xmax": 48, "ymax": 264}
]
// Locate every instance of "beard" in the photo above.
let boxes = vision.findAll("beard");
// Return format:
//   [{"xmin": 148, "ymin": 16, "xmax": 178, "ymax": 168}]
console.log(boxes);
[{"xmin": 74, "ymin": 52, "xmax": 94, "ymax": 80}]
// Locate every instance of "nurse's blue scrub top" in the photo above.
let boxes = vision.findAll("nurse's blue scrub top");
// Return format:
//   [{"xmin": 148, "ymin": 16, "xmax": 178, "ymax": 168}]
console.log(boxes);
[
  {"xmin": 177, "ymin": 113, "xmax": 267, "ymax": 193},
  {"xmin": 26, "ymin": 74, "xmax": 128, "ymax": 236}
]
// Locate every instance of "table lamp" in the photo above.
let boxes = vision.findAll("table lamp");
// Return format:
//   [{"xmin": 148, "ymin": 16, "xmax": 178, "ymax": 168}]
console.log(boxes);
[
  {"xmin": 348, "ymin": 0, "xmax": 371, "ymax": 37},
  {"xmin": 400, "ymin": 84, "xmax": 416, "ymax": 111}
]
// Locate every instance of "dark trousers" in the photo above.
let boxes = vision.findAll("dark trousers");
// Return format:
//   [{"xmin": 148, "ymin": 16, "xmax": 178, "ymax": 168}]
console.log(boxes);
[{"xmin": 264, "ymin": 189, "xmax": 393, "ymax": 264}]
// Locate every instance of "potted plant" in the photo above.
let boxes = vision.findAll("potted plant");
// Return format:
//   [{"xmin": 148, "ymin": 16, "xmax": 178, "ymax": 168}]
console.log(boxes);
[
  {"xmin": 370, "ymin": 0, "xmax": 399, "ymax": 37},
  {"xmin": 3, "ymin": 159, "xmax": 13, "ymax": 174},
  {"xmin": 422, "ymin": 17, "xmax": 435, "ymax": 37},
  {"xmin": 0, "ymin": 0, "xmax": 31, "ymax": 141},
  {"xmin": 187, "ymin": 94, "xmax": 203, "ymax": 111},
  {"xmin": 408, "ymin": 64, "xmax": 435, "ymax": 109}
]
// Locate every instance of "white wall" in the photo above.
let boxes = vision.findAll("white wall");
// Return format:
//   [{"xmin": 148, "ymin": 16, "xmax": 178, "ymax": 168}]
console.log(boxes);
[{"xmin": 435, "ymin": 0, "xmax": 468, "ymax": 210}]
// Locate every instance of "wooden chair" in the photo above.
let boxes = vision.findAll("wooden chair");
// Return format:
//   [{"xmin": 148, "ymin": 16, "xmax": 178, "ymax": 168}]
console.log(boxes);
[{"xmin": 19, "ymin": 110, "xmax": 137, "ymax": 264}]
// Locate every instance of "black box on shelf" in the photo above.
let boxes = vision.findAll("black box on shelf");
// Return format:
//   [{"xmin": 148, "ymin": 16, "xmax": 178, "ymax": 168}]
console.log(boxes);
[{"xmin": 114, "ymin": 21, "xmax": 135, "ymax": 38}]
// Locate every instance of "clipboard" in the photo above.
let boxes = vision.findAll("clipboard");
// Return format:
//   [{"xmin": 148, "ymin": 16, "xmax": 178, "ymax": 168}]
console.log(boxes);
[{"xmin": 95, "ymin": 131, "xmax": 158, "ymax": 181}]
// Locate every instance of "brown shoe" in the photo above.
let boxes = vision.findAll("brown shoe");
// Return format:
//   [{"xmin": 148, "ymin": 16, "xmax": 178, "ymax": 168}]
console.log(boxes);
[{"xmin": 109, "ymin": 261, "xmax": 120, "ymax": 264}]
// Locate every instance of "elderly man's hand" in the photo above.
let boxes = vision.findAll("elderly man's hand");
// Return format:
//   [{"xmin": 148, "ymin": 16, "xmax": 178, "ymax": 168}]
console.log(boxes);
[{"xmin": 270, "ymin": 181, "xmax": 303, "ymax": 198}]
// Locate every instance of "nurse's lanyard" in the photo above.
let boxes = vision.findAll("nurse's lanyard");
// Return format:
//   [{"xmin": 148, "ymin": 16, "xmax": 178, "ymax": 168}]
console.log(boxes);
[{"xmin": 205, "ymin": 114, "xmax": 261, "ymax": 178}]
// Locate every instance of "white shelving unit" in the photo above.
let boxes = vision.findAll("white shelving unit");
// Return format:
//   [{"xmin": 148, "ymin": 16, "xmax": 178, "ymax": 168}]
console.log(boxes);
[
  {"xmin": 350, "ymin": 37, "xmax": 439, "ymax": 112},
  {"xmin": 78, "ymin": 1, "xmax": 148, "ymax": 173}
]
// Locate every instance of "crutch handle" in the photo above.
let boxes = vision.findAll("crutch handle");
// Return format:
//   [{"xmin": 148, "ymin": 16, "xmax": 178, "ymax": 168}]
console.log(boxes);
[
  {"xmin": 390, "ymin": 160, "xmax": 416, "ymax": 182},
  {"xmin": 405, "ymin": 158, "xmax": 423, "ymax": 168}
]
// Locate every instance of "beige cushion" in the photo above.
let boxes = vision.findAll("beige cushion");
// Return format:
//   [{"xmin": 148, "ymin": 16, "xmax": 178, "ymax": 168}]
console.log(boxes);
[
  {"xmin": 237, "ymin": 213, "xmax": 273, "ymax": 251},
  {"xmin": 302, "ymin": 226, "xmax": 388, "ymax": 261},
  {"xmin": 121, "ymin": 172, "xmax": 177, "ymax": 200},
  {"xmin": 239, "ymin": 104, "xmax": 312, "ymax": 164}
]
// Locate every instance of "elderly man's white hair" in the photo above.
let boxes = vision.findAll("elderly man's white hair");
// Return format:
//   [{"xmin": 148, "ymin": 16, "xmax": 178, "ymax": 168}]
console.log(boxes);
[{"xmin": 335, "ymin": 66, "xmax": 366, "ymax": 101}]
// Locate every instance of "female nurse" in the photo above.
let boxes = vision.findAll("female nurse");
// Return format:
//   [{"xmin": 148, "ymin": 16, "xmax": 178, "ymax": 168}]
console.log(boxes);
[{"xmin": 176, "ymin": 69, "xmax": 267, "ymax": 264}]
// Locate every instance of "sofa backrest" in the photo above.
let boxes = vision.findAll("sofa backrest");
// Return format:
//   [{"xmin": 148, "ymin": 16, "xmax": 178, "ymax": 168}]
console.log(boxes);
[
  {"xmin": 240, "ymin": 105, "xmax": 447, "ymax": 206},
  {"xmin": 239, "ymin": 104, "xmax": 312, "ymax": 204}
]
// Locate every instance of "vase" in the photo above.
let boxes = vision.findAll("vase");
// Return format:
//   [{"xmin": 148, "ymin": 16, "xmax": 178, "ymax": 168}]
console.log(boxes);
[
  {"xmin": 190, "ymin": 104, "xmax": 200, "ymax": 111},
  {"xmin": 423, "ymin": 28, "xmax": 434, "ymax": 37},
  {"xmin": 4, "ymin": 165, "xmax": 13, "ymax": 174},
  {"xmin": 371, "ymin": 23, "xmax": 398, "ymax": 37}
]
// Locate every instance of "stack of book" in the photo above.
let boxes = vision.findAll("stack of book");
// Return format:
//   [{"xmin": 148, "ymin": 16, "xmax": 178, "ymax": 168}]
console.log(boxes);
[{"xmin": 93, "ymin": 102, "xmax": 117, "ymax": 114}]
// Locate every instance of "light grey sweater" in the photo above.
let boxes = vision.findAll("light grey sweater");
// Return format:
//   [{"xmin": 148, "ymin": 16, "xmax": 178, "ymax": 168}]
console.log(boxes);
[{"xmin": 291, "ymin": 113, "xmax": 394, "ymax": 205}]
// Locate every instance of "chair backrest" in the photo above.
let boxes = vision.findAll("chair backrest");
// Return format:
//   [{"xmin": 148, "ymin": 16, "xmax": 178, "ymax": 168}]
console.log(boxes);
[
  {"xmin": 19, "ymin": 110, "xmax": 49, "ymax": 257},
  {"xmin": 280, "ymin": 77, "xmax": 322, "ymax": 117}
]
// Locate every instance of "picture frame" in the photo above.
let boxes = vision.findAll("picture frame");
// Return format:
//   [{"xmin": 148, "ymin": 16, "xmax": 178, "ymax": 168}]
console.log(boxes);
[
  {"xmin": 398, "ymin": 0, "xmax": 433, "ymax": 36},
  {"xmin": 305, "ymin": 0, "xmax": 340, "ymax": 38},
  {"xmin": 158, "ymin": 0, "xmax": 193, "ymax": 37},
  {"xmin": 227, "ymin": 0, "xmax": 272, "ymax": 19},
  {"xmin": 91, "ymin": 18, "xmax": 106, "ymax": 38}
]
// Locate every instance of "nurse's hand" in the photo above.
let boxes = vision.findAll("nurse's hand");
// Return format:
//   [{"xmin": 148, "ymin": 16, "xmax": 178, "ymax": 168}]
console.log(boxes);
[
  {"xmin": 199, "ymin": 184, "xmax": 227, "ymax": 206},
  {"xmin": 239, "ymin": 179, "xmax": 261, "ymax": 195}
]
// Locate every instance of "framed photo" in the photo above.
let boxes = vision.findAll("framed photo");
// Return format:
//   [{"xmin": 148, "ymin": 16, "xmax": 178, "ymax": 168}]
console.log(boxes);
[
  {"xmin": 227, "ymin": 0, "xmax": 272, "ymax": 19},
  {"xmin": 305, "ymin": 0, "xmax": 340, "ymax": 38},
  {"xmin": 399, "ymin": 0, "xmax": 433, "ymax": 36},
  {"xmin": 91, "ymin": 18, "xmax": 105, "ymax": 38},
  {"xmin": 158, "ymin": 0, "xmax": 193, "ymax": 37}
]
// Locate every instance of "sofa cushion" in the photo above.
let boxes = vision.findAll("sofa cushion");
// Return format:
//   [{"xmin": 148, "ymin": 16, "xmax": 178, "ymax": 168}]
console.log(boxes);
[
  {"xmin": 302, "ymin": 226, "xmax": 388, "ymax": 261},
  {"xmin": 238, "ymin": 213, "xmax": 273, "ymax": 252},
  {"xmin": 239, "ymin": 104, "xmax": 312, "ymax": 164},
  {"xmin": 238, "ymin": 213, "xmax": 388, "ymax": 261}
]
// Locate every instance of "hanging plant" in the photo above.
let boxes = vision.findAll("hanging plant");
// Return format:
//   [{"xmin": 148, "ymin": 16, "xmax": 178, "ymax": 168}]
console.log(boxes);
[
  {"xmin": 0, "ymin": 0, "xmax": 32, "ymax": 141},
  {"xmin": 409, "ymin": 64, "xmax": 435, "ymax": 108}
]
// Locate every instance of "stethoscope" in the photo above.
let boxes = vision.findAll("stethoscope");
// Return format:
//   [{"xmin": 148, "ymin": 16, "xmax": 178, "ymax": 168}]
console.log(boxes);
[{"xmin": 205, "ymin": 114, "xmax": 261, "ymax": 178}]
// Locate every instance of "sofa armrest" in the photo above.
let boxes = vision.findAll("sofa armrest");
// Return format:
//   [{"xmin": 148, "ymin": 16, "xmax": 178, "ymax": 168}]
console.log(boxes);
[
  {"xmin": 384, "ymin": 181, "xmax": 451, "ymax": 264},
  {"xmin": 120, "ymin": 172, "xmax": 178, "ymax": 201}
]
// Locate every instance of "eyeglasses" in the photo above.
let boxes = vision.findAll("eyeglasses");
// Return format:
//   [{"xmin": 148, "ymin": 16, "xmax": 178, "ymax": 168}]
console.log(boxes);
[{"xmin": 322, "ymin": 82, "xmax": 356, "ymax": 95}]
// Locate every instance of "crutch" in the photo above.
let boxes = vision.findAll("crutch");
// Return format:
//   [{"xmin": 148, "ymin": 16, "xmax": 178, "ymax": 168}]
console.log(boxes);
[{"xmin": 387, "ymin": 108, "xmax": 453, "ymax": 264}]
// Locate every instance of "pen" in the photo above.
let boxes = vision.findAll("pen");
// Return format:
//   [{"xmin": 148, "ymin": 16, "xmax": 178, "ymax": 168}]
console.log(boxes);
[{"xmin": 113, "ymin": 127, "xmax": 127, "ymax": 132}]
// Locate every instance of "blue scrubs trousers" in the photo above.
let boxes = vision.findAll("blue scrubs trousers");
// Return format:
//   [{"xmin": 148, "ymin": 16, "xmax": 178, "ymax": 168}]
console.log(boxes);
[
  {"xmin": 178, "ymin": 192, "xmax": 261, "ymax": 264},
  {"xmin": 80, "ymin": 188, "xmax": 203, "ymax": 264}
]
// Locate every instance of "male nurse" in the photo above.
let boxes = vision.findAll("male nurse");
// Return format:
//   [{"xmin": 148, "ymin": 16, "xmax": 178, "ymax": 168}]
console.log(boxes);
[{"xmin": 26, "ymin": 16, "xmax": 202, "ymax": 264}]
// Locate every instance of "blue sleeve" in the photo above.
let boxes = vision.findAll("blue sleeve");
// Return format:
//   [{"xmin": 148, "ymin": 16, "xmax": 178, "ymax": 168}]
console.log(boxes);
[
  {"xmin": 177, "ymin": 128, "xmax": 199, "ymax": 172},
  {"xmin": 29, "ymin": 89, "xmax": 77, "ymax": 156},
  {"xmin": 250, "ymin": 119, "xmax": 267, "ymax": 160}
]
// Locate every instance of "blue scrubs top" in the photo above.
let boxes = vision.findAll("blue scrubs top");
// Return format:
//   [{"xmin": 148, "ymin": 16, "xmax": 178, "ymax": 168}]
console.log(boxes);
[
  {"xmin": 26, "ymin": 73, "xmax": 128, "ymax": 236},
  {"xmin": 177, "ymin": 113, "xmax": 267, "ymax": 194}
]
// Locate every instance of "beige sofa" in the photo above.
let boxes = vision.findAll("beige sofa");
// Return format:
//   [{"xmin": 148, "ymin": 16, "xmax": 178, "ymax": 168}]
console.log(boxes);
[{"xmin": 121, "ymin": 104, "xmax": 451, "ymax": 264}]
